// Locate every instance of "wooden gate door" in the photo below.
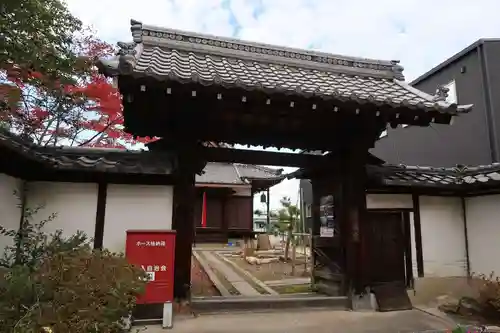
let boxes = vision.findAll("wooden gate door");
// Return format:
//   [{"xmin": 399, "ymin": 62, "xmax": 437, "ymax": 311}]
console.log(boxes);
[{"xmin": 364, "ymin": 211, "xmax": 407, "ymax": 285}]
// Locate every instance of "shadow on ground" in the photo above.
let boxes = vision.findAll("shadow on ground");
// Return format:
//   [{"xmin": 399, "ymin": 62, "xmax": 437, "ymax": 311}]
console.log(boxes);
[{"xmin": 140, "ymin": 308, "xmax": 458, "ymax": 333}]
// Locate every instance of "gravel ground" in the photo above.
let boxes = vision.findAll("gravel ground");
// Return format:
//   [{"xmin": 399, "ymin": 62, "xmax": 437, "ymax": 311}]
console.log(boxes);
[{"xmin": 191, "ymin": 256, "xmax": 220, "ymax": 297}]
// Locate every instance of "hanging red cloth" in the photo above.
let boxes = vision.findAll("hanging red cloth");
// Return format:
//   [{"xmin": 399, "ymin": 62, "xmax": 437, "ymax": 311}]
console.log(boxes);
[{"xmin": 201, "ymin": 191, "xmax": 207, "ymax": 228}]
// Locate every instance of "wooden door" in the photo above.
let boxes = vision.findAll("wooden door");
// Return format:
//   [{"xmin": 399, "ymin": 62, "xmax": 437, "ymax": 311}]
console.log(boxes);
[{"xmin": 365, "ymin": 211, "xmax": 407, "ymax": 285}]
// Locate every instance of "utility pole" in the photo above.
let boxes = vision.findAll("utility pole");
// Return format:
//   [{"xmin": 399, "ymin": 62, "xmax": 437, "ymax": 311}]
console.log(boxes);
[{"xmin": 266, "ymin": 188, "xmax": 271, "ymax": 232}]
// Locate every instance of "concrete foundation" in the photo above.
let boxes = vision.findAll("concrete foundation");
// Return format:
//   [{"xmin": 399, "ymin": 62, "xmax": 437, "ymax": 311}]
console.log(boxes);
[{"xmin": 409, "ymin": 277, "xmax": 480, "ymax": 307}]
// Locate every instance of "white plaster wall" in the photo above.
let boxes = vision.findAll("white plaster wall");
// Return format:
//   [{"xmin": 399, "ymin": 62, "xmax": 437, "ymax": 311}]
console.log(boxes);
[
  {"xmin": 366, "ymin": 193, "xmax": 413, "ymax": 209},
  {"xmin": 26, "ymin": 182, "xmax": 98, "ymax": 241},
  {"xmin": 466, "ymin": 195, "xmax": 500, "ymax": 277},
  {"xmin": 0, "ymin": 173, "xmax": 22, "ymax": 253},
  {"xmin": 419, "ymin": 196, "xmax": 467, "ymax": 277},
  {"xmin": 103, "ymin": 184, "xmax": 173, "ymax": 253}
]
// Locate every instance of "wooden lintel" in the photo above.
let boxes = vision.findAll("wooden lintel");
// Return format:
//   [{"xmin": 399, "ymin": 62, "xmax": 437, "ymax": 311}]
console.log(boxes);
[
  {"xmin": 200, "ymin": 146, "xmax": 340, "ymax": 168},
  {"xmin": 196, "ymin": 183, "xmax": 250, "ymax": 189}
]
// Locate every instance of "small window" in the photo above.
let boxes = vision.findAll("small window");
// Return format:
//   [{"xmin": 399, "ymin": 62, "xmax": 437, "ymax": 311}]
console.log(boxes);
[
  {"xmin": 305, "ymin": 204, "xmax": 312, "ymax": 218},
  {"xmin": 443, "ymin": 80, "xmax": 458, "ymax": 104}
]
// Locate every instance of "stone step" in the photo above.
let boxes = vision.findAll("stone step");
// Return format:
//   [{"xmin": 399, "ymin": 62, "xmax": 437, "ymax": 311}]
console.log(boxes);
[
  {"xmin": 191, "ymin": 294, "xmax": 350, "ymax": 314},
  {"xmin": 316, "ymin": 281, "xmax": 342, "ymax": 296}
]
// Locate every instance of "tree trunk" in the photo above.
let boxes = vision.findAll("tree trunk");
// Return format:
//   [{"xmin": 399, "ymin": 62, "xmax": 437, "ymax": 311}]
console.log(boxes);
[{"xmin": 284, "ymin": 222, "xmax": 293, "ymax": 261}]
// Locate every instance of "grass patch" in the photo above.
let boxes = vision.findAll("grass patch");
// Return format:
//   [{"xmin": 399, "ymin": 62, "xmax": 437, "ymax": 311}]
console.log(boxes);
[
  {"xmin": 240, "ymin": 274, "xmax": 271, "ymax": 295},
  {"xmin": 272, "ymin": 284, "xmax": 313, "ymax": 294}
]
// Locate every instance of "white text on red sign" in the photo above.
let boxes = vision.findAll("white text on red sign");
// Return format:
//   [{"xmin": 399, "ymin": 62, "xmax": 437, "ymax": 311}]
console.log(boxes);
[
  {"xmin": 141, "ymin": 265, "xmax": 167, "ymax": 272},
  {"xmin": 136, "ymin": 241, "xmax": 166, "ymax": 247}
]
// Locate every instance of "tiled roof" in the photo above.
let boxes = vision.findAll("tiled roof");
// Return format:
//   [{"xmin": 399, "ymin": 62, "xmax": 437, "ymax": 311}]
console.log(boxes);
[
  {"xmin": 97, "ymin": 20, "xmax": 472, "ymax": 114},
  {"xmin": 0, "ymin": 129, "xmax": 173, "ymax": 175},
  {"xmin": 0, "ymin": 130, "xmax": 283, "ymax": 186},
  {"xmin": 196, "ymin": 162, "xmax": 284, "ymax": 185},
  {"xmin": 0, "ymin": 130, "xmax": 51, "ymax": 163},
  {"xmin": 42, "ymin": 147, "xmax": 175, "ymax": 175},
  {"xmin": 234, "ymin": 164, "xmax": 283, "ymax": 179},
  {"xmin": 196, "ymin": 162, "xmax": 241, "ymax": 184},
  {"xmin": 369, "ymin": 164, "xmax": 500, "ymax": 189},
  {"xmin": 288, "ymin": 161, "xmax": 500, "ymax": 192},
  {"xmin": 300, "ymin": 150, "xmax": 386, "ymax": 165}
]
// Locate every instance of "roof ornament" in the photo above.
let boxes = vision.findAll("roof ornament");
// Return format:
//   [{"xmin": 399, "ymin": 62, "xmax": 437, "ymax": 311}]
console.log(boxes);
[
  {"xmin": 433, "ymin": 85, "xmax": 449, "ymax": 102},
  {"xmin": 115, "ymin": 20, "xmax": 143, "ymax": 56},
  {"xmin": 454, "ymin": 164, "xmax": 468, "ymax": 184},
  {"xmin": 390, "ymin": 60, "xmax": 405, "ymax": 80},
  {"xmin": 117, "ymin": 42, "xmax": 137, "ymax": 56},
  {"xmin": 130, "ymin": 19, "xmax": 143, "ymax": 43}
]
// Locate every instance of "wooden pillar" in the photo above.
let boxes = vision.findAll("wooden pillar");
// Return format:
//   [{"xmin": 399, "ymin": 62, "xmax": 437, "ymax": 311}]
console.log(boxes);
[
  {"xmin": 93, "ymin": 182, "xmax": 108, "ymax": 250},
  {"xmin": 221, "ymin": 194, "xmax": 228, "ymax": 241},
  {"xmin": 172, "ymin": 149, "xmax": 204, "ymax": 300},
  {"xmin": 310, "ymin": 180, "xmax": 322, "ymax": 238},
  {"xmin": 310, "ymin": 178, "xmax": 322, "ymax": 286},
  {"xmin": 335, "ymin": 144, "xmax": 368, "ymax": 294},
  {"xmin": 266, "ymin": 188, "xmax": 271, "ymax": 231}
]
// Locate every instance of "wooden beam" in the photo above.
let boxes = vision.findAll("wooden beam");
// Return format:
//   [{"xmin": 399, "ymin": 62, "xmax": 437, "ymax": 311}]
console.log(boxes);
[
  {"xmin": 195, "ymin": 183, "xmax": 250, "ymax": 189},
  {"xmin": 150, "ymin": 139, "xmax": 356, "ymax": 168},
  {"xmin": 93, "ymin": 182, "xmax": 107, "ymax": 250},
  {"xmin": 200, "ymin": 147, "xmax": 340, "ymax": 168},
  {"xmin": 412, "ymin": 194, "xmax": 424, "ymax": 277},
  {"xmin": 122, "ymin": 79, "xmax": 455, "ymax": 144}
]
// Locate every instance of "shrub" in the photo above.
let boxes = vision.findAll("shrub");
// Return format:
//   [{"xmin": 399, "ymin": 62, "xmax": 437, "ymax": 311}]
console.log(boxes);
[
  {"xmin": 474, "ymin": 272, "xmax": 500, "ymax": 317},
  {"xmin": 0, "ymin": 247, "xmax": 147, "ymax": 332},
  {"xmin": 0, "ymin": 194, "xmax": 147, "ymax": 332}
]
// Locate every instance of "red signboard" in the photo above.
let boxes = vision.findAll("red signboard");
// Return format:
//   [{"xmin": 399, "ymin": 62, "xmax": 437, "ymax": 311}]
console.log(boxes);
[{"xmin": 125, "ymin": 230, "xmax": 176, "ymax": 304}]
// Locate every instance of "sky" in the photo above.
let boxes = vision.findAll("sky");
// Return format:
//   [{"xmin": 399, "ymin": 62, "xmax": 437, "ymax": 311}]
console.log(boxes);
[{"xmin": 65, "ymin": 0, "xmax": 500, "ymax": 210}]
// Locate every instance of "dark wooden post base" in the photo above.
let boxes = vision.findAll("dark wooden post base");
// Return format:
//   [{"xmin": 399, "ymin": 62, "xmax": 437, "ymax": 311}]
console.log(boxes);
[
  {"xmin": 172, "ymin": 147, "xmax": 206, "ymax": 300},
  {"xmin": 172, "ymin": 169, "xmax": 195, "ymax": 300},
  {"xmin": 310, "ymin": 141, "xmax": 371, "ymax": 297}
]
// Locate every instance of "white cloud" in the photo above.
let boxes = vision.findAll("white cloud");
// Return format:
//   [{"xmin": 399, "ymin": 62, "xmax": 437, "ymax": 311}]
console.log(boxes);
[{"xmin": 65, "ymin": 0, "xmax": 500, "ymax": 208}]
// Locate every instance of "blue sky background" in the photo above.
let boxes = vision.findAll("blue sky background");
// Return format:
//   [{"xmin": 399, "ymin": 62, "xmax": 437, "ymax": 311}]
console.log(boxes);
[{"xmin": 65, "ymin": 0, "xmax": 500, "ymax": 209}]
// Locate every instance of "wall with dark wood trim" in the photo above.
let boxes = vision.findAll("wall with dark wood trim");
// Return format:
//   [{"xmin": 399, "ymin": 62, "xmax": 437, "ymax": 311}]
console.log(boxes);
[
  {"xmin": 194, "ymin": 193, "xmax": 253, "ymax": 231},
  {"xmin": 193, "ymin": 196, "xmax": 224, "ymax": 228},
  {"xmin": 225, "ymin": 196, "xmax": 252, "ymax": 230}
]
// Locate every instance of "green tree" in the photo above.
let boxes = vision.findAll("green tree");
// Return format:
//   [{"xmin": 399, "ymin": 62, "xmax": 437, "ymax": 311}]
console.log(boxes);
[
  {"xmin": 277, "ymin": 197, "xmax": 300, "ymax": 260},
  {"xmin": 254, "ymin": 209, "xmax": 264, "ymax": 216},
  {"xmin": 1, "ymin": 0, "xmax": 83, "ymax": 80}
]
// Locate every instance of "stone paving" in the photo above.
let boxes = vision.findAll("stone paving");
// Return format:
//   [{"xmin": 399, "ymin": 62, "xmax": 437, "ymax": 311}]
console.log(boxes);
[
  {"xmin": 196, "ymin": 248, "xmax": 313, "ymax": 296},
  {"xmin": 265, "ymin": 277, "xmax": 310, "ymax": 287},
  {"xmin": 140, "ymin": 309, "xmax": 463, "ymax": 333},
  {"xmin": 202, "ymin": 250, "xmax": 260, "ymax": 296}
]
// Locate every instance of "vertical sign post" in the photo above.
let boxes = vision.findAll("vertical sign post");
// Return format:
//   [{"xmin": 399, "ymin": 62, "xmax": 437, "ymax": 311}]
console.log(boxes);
[
  {"xmin": 201, "ymin": 191, "xmax": 207, "ymax": 228},
  {"xmin": 319, "ymin": 195, "xmax": 335, "ymax": 238},
  {"xmin": 126, "ymin": 230, "xmax": 176, "ymax": 329}
]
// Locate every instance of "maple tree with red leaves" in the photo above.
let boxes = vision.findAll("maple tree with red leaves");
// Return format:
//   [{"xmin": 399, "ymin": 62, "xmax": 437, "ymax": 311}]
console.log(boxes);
[{"xmin": 0, "ymin": 34, "xmax": 155, "ymax": 148}]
